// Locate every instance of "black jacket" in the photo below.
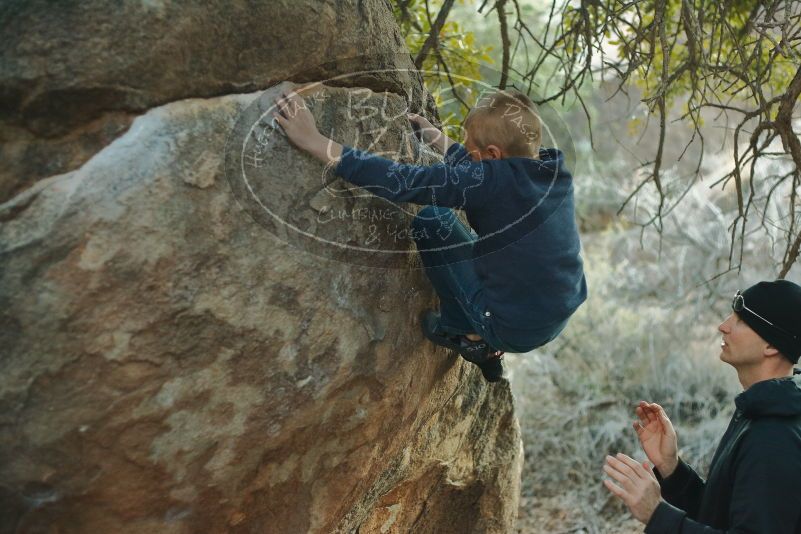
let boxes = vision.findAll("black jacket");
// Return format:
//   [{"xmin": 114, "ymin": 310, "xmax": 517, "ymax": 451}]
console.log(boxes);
[{"xmin": 645, "ymin": 369, "xmax": 801, "ymax": 533}]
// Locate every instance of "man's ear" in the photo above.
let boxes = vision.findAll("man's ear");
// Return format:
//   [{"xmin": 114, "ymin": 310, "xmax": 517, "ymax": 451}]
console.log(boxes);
[{"xmin": 764, "ymin": 344, "xmax": 780, "ymax": 358}]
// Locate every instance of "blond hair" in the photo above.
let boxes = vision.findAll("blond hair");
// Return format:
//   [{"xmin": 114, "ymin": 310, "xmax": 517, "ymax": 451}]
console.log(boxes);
[{"xmin": 463, "ymin": 89, "xmax": 541, "ymax": 158}]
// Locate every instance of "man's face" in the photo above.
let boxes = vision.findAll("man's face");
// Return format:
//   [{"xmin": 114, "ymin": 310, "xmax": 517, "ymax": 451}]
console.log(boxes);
[{"xmin": 718, "ymin": 312, "xmax": 770, "ymax": 368}]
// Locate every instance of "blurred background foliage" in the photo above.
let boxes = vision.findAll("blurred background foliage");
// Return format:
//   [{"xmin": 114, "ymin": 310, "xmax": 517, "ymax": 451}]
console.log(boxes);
[{"xmin": 393, "ymin": 0, "xmax": 495, "ymax": 138}]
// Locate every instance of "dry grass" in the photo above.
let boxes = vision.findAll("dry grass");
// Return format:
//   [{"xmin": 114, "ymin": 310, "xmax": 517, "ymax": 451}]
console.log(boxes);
[{"xmin": 504, "ymin": 187, "xmax": 784, "ymax": 531}]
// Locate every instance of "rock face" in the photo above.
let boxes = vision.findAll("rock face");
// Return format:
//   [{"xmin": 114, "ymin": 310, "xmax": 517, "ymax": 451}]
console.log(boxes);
[
  {"xmin": 0, "ymin": 0, "xmax": 433, "ymax": 204},
  {"xmin": 0, "ymin": 3, "xmax": 523, "ymax": 533}
]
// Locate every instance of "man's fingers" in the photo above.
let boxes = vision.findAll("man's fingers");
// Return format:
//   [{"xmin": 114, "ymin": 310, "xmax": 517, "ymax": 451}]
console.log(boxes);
[
  {"xmin": 644, "ymin": 403, "xmax": 665, "ymax": 427},
  {"xmin": 652, "ymin": 403, "xmax": 672, "ymax": 426},
  {"xmin": 642, "ymin": 461, "xmax": 658, "ymax": 480},
  {"xmin": 603, "ymin": 478, "xmax": 628, "ymax": 501},
  {"xmin": 633, "ymin": 420, "xmax": 648, "ymax": 437},
  {"xmin": 603, "ymin": 463, "xmax": 633, "ymax": 488},
  {"xmin": 635, "ymin": 405, "xmax": 650, "ymax": 426},
  {"xmin": 616, "ymin": 453, "xmax": 642, "ymax": 469},
  {"xmin": 606, "ymin": 455, "xmax": 638, "ymax": 481},
  {"xmin": 643, "ymin": 410, "xmax": 657, "ymax": 424},
  {"xmin": 614, "ymin": 453, "xmax": 647, "ymax": 478},
  {"xmin": 636, "ymin": 403, "xmax": 654, "ymax": 425},
  {"xmin": 642, "ymin": 402, "xmax": 657, "ymax": 424}
]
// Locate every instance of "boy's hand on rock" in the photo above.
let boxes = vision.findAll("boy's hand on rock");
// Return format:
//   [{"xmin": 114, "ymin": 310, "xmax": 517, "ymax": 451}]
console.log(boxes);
[
  {"xmin": 273, "ymin": 88, "xmax": 324, "ymax": 152},
  {"xmin": 406, "ymin": 112, "xmax": 443, "ymax": 148},
  {"xmin": 406, "ymin": 112, "xmax": 433, "ymax": 131}
]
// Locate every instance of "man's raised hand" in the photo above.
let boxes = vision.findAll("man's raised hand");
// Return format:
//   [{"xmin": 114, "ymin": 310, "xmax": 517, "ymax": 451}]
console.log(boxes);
[
  {"xmin": 634, "ymin": 401, "xmax": 679, "ymax": 478},
  {"xmin": 603, "ymin": 453, "xmax": 663, "ymax": 524}
]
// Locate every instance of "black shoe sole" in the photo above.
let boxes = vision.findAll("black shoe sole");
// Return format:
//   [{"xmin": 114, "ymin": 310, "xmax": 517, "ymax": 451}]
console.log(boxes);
[
  {"xmin": 478, "ymin": 357, "xmax": 504, "ymax": 382},
  {"xmin": 420, "ymin": 310, "xmax": 505, "ymax": 382}
]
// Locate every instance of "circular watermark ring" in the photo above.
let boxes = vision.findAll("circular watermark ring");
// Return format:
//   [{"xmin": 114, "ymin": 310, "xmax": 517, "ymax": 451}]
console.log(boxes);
[{"xmin": 224, "ymin": 57, "xmax": 575, "ymax": 269}]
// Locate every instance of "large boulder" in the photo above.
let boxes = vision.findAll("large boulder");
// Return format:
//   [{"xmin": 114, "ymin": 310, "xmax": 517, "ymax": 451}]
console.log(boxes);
[
  {"xmin": 0, "ymin": 77, "xmax": 523, "ymax": 532},
  {"xmin": 0, "ymin": 0, "xmax": 433, "ymax": 203}
]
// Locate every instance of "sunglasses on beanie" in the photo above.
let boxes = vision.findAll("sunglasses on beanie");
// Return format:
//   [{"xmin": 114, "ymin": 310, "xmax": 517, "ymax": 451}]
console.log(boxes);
[{"xmin": 732, "ymin": 290, "xmax": 798, "ymax": 341}]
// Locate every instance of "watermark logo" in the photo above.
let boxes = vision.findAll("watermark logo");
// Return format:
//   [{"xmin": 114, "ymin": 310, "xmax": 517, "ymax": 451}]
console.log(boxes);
[{"xmin": 224, "ymin": 60, "xmax": 574, "ymax": 268}]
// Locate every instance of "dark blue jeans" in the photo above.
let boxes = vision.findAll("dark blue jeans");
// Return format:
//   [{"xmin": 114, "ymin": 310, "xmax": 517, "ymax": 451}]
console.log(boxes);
[{"xmin": 411, "ymin": 205, "xmax": 561, "ymax": 354}]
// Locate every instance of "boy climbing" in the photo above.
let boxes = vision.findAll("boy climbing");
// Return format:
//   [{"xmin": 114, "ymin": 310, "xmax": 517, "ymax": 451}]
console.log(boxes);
[{"xmin": 273, "ymin": 85, "xmax": 587, "ymax": 383}]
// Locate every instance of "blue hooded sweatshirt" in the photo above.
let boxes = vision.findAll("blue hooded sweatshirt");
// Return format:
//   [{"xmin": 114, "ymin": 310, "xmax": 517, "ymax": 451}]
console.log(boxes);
[{"xmin": 335, "ymin": 141, "xmax": 587, "ymax": 346}]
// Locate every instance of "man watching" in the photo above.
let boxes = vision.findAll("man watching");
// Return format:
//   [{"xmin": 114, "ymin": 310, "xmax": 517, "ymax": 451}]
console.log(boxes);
[{"xmin": 604, "ymin": 279, "xmax": 801, "ymax": 533}]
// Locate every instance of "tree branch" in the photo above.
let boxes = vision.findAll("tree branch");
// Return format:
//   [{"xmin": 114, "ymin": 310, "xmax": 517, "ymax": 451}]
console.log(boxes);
[{"xmin": 414, "ymin": 0, "xmax": 456, "ymax": 69}]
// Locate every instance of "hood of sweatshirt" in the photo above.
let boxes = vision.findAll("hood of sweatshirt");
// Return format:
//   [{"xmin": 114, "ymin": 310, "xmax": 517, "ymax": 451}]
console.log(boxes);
[{"xmin": 735, "ymin": 368, "xmax": 801, "ymax": 418}]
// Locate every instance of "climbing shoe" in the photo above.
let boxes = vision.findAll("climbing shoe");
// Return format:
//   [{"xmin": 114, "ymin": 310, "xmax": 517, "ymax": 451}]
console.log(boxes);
[
  {"xmin": 476, "ymin": 353, "xmax": 504, "ymax": 383},
  {"xmin": 420, "ymin": 310, "xmax": 505, "ymax": 382}
]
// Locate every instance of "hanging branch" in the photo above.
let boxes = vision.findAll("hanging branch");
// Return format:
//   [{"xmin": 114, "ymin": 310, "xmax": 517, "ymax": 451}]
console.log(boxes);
[
  {"xmin": 396, "ymin": 0, "xmax": 423, "ymax": 31},
  {"xmin": 496, "ymin": 0, "xmax": 511, "ymax": 89},
  {"xmin": 510, "ymin": 0, "xmax": 801, "ymax": 275},
  {"xmin": 394, "ymin": 0, "xmax": 801, "ymax": 275},
  {"xmin": 414, "ymin": 0, "xmax": 456, "ymax": 69}
]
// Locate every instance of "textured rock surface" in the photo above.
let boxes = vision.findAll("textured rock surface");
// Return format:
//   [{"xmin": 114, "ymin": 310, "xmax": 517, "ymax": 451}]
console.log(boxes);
[
  {"xmin": 0, "ymin": 0, "xmax": 433, "ymax": 203},
  {"xmin": 0, "ymin": 79, "xmax": 523, "ymax": 533}
]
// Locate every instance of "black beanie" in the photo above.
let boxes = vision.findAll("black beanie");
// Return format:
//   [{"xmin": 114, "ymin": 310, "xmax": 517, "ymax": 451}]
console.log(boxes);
[{"xmin": 738, "ymin": 280, "xmax": 801, "ymax": 364}]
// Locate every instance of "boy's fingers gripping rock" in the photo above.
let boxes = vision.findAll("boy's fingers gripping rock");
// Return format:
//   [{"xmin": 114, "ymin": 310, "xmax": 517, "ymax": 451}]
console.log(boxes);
[
  {"xmin": 407, "ymin": 113, "xmax": 424, "ymax": 140},
  {"xmin": 406, "ymin": 113, "xmax": 427, "ymax": 126},
  {"xmin": 275, "ymin": 95, "xmax": 289, "ymax": 119}
]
